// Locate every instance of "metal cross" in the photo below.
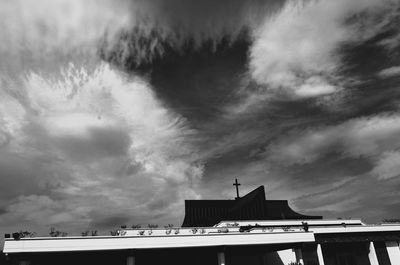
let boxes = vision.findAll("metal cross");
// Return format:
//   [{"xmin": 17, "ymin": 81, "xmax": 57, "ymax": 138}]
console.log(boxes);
[{"xmin": 233, "ymin": 178, "xmax": 241, "ymax": 199}]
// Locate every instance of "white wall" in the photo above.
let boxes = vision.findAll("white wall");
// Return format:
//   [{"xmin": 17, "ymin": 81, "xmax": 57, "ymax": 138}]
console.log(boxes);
[{"xmin": 263, "ymin": 248, "xmax": 297, "ymax": 265}]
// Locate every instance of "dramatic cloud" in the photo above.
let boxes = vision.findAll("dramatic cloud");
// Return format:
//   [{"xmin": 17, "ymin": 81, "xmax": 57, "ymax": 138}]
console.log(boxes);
[
  {"xmin": 0, "ymin": 63, "xmax": 202, "ymax": 232},
  {"xmin": 249, "ymin": 0, "xmax": 396, "ymax": 98},
  {"xmin": 0, "ymin": 0, "xmax": 131, "ymax": 74},
  {"xmin": 372, "ymin": 151, "xmax": 400, "ymax": 180},
  {"xmin": 378, "ymin": 66, "xmax": 400, "ymax": 78},
  {"xmin": 1, "ymin": 0, "xmax": 400, "ymax": 238},
  {"xmin": 267, "ymin": 114, "xmax": 400, "ymax": 166},
  {"xmin": 100, "ymin": 0, "xmax": 285, "ymax": 68},
  {"xmin": 2, "ymin": 195, "xmax": 91, "ymax": 228}
]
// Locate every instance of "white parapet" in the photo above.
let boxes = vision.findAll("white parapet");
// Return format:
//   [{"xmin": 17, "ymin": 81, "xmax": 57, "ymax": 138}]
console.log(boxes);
[
  {"xmin": 3, "ymin": 231, "xmax": 315, "ymax": 253},
  {"xmin": 312, "ymin": 225, "xmax": 400, "ymax": 234},
  {"xmin": 215, "ymin": 219, "xmax": 364, "ymax": 227},
  {"xmin": 5, "ymin": 220, "xmax": 400, "ymax": 255}
]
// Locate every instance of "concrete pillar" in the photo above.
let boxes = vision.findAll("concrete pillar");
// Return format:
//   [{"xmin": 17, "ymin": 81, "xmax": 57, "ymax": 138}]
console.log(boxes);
[
  {"xmin": 368, "ymin": 242, "xmax": 379, "ymax": 265},
  {"xmin": 217, "ymin": 252, "xmax": 226, "ymax": 265},
  {"xmin": 277, "ymin": 248, "xmax": 297, "ymax": 264},
  {"xmin": 295, "ymin": 248, "xmax": 304, "ymax": 265},
  {"xmin": 316, "ymin": 244, "xmax": 325, "ymax": 265},
  {"xmin": 386, "ymin": 241, "xmax": 400, "ymax": 265},
  {"xmin": 126, "ymin": 256, "xmax": 135, "ymax": 265}
]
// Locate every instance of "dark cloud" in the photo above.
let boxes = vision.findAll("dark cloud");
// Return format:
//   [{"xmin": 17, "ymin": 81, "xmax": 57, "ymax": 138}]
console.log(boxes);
[
  {"xmin": 288, "ymin": 155, "xmax": 373, "ymax": 187},
  {"xmin": 144, "ymin": 36, "xmax": 250, "ymax": 122},
  {"xmin": 53, "ymin": 126, "xmax": 131, "ymax": 162},
  {"xmin": 293, "ymin": 176, "xmax": 400, "ymax": 222},
  {"xmin": 90, "ymin": 215, "xmax": 133, "ymax": 229},
  {"xmin": 100, "ymin": 0, "xmax": 285, "ymax": 68},
  {"xmin": 0, "ymin": 207, "xmax": 6, "ymax": 216},
  {"xmin": 1, "ymin": 0, "xmax": 400, "ymax": 239},
  {"xmin": 0, "ymin": 151, "xmax": 54, "ymax": 201}
]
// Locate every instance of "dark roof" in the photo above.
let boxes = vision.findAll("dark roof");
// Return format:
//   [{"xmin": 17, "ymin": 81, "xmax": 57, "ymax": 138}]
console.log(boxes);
[
  {"xmin": 182, "ymin": 186, "xmax": 322, "ymax": 227},
  {"xmin": 315, "ymin": 232, "xmax": 400, "ymax": 243}
]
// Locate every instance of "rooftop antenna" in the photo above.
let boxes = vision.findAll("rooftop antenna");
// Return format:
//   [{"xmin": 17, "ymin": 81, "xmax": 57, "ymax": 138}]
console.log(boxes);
[{"xmin": 233, "ymin": 178, "xmax": 241, "ymax": 199}]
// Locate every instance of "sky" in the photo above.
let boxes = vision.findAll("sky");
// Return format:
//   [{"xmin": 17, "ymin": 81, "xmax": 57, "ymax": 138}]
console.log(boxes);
[{"xmin": 1, "ymin": 0, "xmax": 400, "ymax": 239}]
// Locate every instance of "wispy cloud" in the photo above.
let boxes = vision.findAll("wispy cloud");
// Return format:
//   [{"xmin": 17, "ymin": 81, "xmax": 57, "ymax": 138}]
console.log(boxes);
[
  {"xmin": 0, "ymin": 0, "xmax": 131, "ymax": 74},
  {"xmin": 378, "ymin": 66, "xmax": 400, "ymax": 78},
  {"xmin": 0, "ymin": 63, "xmax": 202, "ymax": 231},
  {"xmin": 371, "ymin": 151, "xmax": 400, "ymax": 180},
  {"xmin": 249, "ymin": 0, "xmax": 394, "ymax": 99},
  {"xmin": 266, "ymin": 113, "xmax": 400, "ymax": 166},
  {"xmin": 100, "ymin": 0, "xmax": 285, "ymax": 68}
]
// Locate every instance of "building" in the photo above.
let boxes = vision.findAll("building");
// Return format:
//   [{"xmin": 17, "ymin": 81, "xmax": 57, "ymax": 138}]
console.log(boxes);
[
  {"xmin": 182, "ymin": 185, "xmax": 322, "ymax": 227},
  {"xmin": 3, "ymin": 185, "xmax": 400, "ymax": 265}
]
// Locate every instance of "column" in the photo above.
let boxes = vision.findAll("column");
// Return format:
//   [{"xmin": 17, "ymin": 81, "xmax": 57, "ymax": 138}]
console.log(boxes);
[
  {"xmin": 368, "ymin": 242, "xmax": 379, "ymax": 265},
  {"xmin": 217, "ymin": 252, "xmax": 226, "ymax": 265},
  {"xmin": 316, "ymin": 244, "xmax": 325, "ymax": 265},
  {"xmin": 386, "ymin": 241, "xmax": 400, "ymax": 265},
  {"xmin": 277, "ymin": 248, "xmax": 297, "ymax": 264},
  {"xmin": 127, "ymin": 255, "xmax": 135, "ymax": 265},
  {"xmin": 295, "ymin": 248, "xmax": 304, "ymax": 265}
]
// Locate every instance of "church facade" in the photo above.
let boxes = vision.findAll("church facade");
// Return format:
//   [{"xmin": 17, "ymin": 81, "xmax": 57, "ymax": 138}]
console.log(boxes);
[{"xmin": 3, "ymin": 186, "xmax": 400, "ymax": 265}]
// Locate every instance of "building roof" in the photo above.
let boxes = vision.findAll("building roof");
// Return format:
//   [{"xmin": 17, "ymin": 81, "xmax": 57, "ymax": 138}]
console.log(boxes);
[
  {"xmin": 3, "ymin": 231, "xmax": 315, "ymax": 253},
  {"xmin": 4, "ymin": 221, "xmax": 400, "ymax": 253},
  {"xmin": 182, "ymin": 186, "xmax": 322, "ymax": 227}
]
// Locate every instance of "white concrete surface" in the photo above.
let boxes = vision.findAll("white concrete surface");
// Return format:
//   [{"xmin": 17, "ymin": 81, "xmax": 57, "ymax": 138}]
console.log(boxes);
[
  {"xmin": 277, "ymin": 248, "xmax": 297, "ymax": 265},
  {"xmin": 312, "ymin": 225, "xmax": 400, "ymax": 234},
  {"xmin": 317, "ymin": 244, "xmax": 325, "ymax": 265},
  {"xmin": 386, "ymin": 241, "xmax": 400, "ymax": 265},
  {"xmin": 216, "ymin": 219, "xmax": 364, "ymax": 227},
  {"xmin": 4, "ymin": 232, "xmax": 314, "ymax": 253},
  {"xmin": 368, "ymin": 242, "xmax": 379, "ymax": 265}
]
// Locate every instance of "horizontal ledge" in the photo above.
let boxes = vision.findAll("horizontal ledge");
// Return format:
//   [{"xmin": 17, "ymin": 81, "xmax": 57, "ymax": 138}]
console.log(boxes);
[{"xmin": 4, "ymin": 232, "xmax": 315, "ymax": 253}]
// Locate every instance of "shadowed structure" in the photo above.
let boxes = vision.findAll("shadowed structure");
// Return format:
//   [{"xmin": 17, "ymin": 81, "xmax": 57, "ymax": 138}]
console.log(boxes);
[{"xmin": 182, "ymin": 186, "xmax": 322, "ymax": 227}]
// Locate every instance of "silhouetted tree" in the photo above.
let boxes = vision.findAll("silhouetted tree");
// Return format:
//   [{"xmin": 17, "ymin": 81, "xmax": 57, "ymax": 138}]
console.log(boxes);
[
  {"xmin": 49, "ymin": 227, "xmax": 68, "ymax": 237},
  {"xmin": 18, "ymin": 230, "xmax": 36, "ymax": 238},
  {"xmin": 110, "ymin": 230, "xmax": 119, "ymax": 236}
]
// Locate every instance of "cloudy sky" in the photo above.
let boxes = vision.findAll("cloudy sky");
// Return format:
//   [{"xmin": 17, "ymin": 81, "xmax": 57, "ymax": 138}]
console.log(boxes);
[{"xmin": 1, "ymin": 0, "xmax": 400, "ymax": 238}]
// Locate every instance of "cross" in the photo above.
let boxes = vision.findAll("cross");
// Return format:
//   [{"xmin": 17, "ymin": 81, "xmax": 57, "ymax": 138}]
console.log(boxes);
[{"xmin": 233, "ymin": 178, "xmax": 241, "ymax": 199}]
